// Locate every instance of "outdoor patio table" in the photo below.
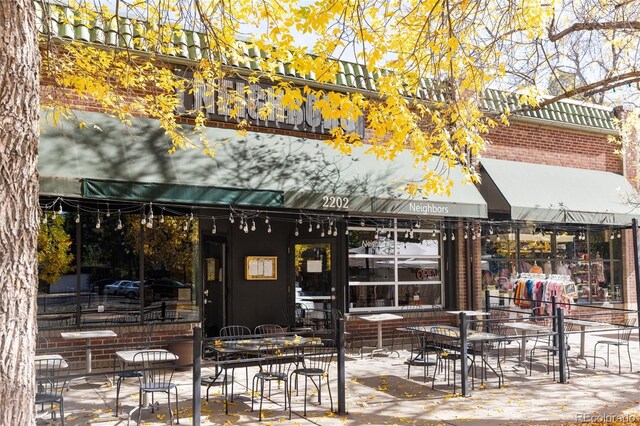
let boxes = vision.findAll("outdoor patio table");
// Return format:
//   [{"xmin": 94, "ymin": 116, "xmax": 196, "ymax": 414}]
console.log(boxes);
[
  {"xmin": 358, "ymin": 313, "xmax": 402, "ymax": 356},
  {"xmin": 35, "ymin": 354, "xmax": 68, "ymax": 369},
  {"xmin": 565, "ymin": 319, "xmax": 610, "ymax": 359},
  {"xmin": 446, "ymin": 310, "xmax": 490, "ymax": 317},
  {"xmin": 60, "ymin": 330, "xmax": 117, "ymax": 373},
  {"xmin": 503, "ymin": 322, "xmax": 550, "ymax": 362}
]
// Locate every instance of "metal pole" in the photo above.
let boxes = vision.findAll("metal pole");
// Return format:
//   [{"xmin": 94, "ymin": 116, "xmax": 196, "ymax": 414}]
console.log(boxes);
[
  {"xmin": 484, "ymin": 290, "xmax": 491, "ymax": 332},
  {"xmin": 192, "ymin": 327, "xmax": 202, "ymax": 425},
  {"xmin": 337, "ymin": 318, "xmax": 347, "ymax": 414},
  {"xmin": 557, "ymin": 308, "xmax": 567, "ymax": 384},
  {"xmin": 459, "ymin": 312, "xmax": 469, "ymax": 397},
  {"xmin": 632, "ymin": 219, "xmax": 640, "ymax": 345},
  {"xmin": 551, "ymin": 295, "xmax": 557, "ymax": 352}
]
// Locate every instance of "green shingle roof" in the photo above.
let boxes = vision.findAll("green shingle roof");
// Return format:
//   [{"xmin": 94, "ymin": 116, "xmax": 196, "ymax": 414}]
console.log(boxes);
[{"xmin": 36, "ymin": 2, "xmax": 616, "ymax": 133}]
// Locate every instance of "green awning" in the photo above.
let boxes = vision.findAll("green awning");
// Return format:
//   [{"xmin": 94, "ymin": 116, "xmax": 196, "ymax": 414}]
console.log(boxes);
[
  {"xmin": 39, "ymin": 110, "xmax": 487, "ymax": 218},
  {"xmin": 479, "ymin": 158, "xmax": 640, "ymax": 225}
]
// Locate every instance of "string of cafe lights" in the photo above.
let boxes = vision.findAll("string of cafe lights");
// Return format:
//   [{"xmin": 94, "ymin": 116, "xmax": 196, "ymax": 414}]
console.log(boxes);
[{"xmin": 38, "ymin": 197, "xmax": 625, "ymax": 239}]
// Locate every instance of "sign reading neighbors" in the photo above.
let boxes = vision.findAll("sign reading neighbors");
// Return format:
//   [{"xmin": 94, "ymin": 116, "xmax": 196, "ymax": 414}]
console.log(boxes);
[{"xmin": 177, "ymin": 76, "xmax": 365, "ymax": 137}]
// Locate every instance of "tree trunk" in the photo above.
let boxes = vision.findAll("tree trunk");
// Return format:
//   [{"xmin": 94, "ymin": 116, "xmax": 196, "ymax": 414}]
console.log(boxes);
[{"xmin": 0, "ymin": 1, "xmax": 40, "ymax": 425}]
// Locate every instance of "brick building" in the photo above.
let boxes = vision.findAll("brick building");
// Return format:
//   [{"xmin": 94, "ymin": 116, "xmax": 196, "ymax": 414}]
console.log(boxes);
[{"xmin": 35, "ymin": 4, "xmax": 640, "ymax": 363}]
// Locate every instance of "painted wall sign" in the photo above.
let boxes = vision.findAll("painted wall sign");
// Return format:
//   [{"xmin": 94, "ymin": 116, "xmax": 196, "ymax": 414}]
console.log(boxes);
[{"xmin": 177, "ymin": 76, "xmax": 365, "ymax": 137}]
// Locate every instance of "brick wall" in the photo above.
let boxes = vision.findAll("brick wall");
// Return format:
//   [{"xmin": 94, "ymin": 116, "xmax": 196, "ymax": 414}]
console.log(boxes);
[{"xmin": 485, "ymin": 121, "xmax": 621, "ymax": 174}]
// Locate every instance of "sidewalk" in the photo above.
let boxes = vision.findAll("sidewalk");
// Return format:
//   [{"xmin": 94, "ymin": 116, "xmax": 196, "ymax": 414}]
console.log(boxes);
[{"xmin": 40, "ymin": 330, "xmax": 640, "ymax": 425}]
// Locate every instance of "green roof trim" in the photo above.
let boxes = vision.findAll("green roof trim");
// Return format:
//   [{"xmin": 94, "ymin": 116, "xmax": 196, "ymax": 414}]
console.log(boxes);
[{"xmin": 36, "ymin": 2, "xmax": 617, "ymax": 133}]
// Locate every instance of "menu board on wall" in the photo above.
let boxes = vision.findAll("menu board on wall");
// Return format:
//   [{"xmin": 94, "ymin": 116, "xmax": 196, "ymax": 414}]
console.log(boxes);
[{"xmin": 245, "ymin": 256, "xmax": 278, "ymax": 280}]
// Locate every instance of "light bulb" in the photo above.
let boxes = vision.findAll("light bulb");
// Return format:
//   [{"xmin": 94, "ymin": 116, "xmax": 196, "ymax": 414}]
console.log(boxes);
[
  {"xmin": 295, "ymin": 226, "xmax": 299, "ymax": 237},
  {"xmin": 183, "ymin": 222, "xmax": 189, "ymax": 232},
  {"xmin": 106, "ymin": 209, "xmax": 111, "ymax": 217},
  {"xmin": 321, "ymin": 228, "xmax": 325, "ymax": 237},
  {"xmin": 472, "ymin": 233, "xmax": 476, "ymax": 240},
  {"xmin": 334, "ymin": 225, "xmax": 338, "ymax": 235},
  {"xmin": 52, "ymin": 210, "xmax": 57, "ymax": 219},
  {"xmin": 386, "ymin": 231, "xmax": 391, "ymax": 239},
  {"xmin": 267, "ymin": 224, "xmax": 272, "ymax": 233},
  {"xmin": 212, "ymin": 225, "xmax": 217, "ymax": 234},
  {"xmin": 244, "ymin": 223, "xmax": 249, "ymax": 233},
  {"xmin": 329, "ymin": 220, "xmax": 334, "ymax": 227},
  {"xmin": 451, "ymin": 232, "xmax": 456, "ymax": 241},
  {"xmin": 189, "ymin": 213, "xmax": 194, "ymax": 221},
  {"xmin": 327, "ymin": 227, "xmax": 333, "ymax": 236},
  {"xmin": 75, "ymin": 214, "xmax": 80, "ymax": 224},
  {"xmin": 610, "ymin": 233, "xmax": 615, "ymax": 240},
  {"xmin": 96, "ymin": 219, "xmax": 101, "ymax": 229},
  {"xmin": 415, "ymin": 222, "xmax": 421, "ymax": 229},
  {"xmin": 345, "ymin": 228, "xmax": 350, "ymax": 236},
  {"xmin": 147, "ymin": 219, "xmax": 153, "ymax": 228},
  {"xmin": 229, "ymin": 213, "xmax": 234, "ymax": 224},
  {"xmin": 239, "ymin": 217, "xmax": 244, "ymax": 230},
  {"xmin": 116, "ymin": 220, "xmax": 123, "ymax": 230},
  {"xmin": 360, "ymin": 219, "xmax": 365, "ymax": 227},
  {"xmin": 251, "ymin": 219, "xmax": 256, "ymax": 231},
  {"xmin": 496, "ymin": 235, "xmax": 500, "ymax": 242},
  {"xmin": 443, "ymin": 232, "xmax": 447, "ymax": 241},
  {"xmin": 42, "ymin": 214, "xmax": 47, "ymax": 225},
  {"xmin": 374, "ymin": 232, "xmax": 379, "ymax": 240},
  {"xmin": 159, "ymin": 214, "xmax": 165, "ymax": 223},
  {"xmin": 489, "ymin": 226, "xmax": 494, "ymax": 235},
  {"xmin": 141, "ymin": 216, "xmax": 146, "ymax": 225},
  {"xmin": 316, "ymin": 222, "xmax": 320, "ymax": 229},
  {"xmin": 58, "ymin": 204, "xmax": 63, "ymax": 215},
  {"xmin": 617, "ymin": 230, "xmax": 622, "ymax": 238},
  {"xmin": 308, "ymin": 223, "xmax": 313, "ymax": 232},
  {"xmin": 404, "ymin": 231, "xmax": 409, "ymax": 238},
  {"xmin": 409, "ymin": 231, "xmax": 414, "ymax": 239},
  {"xmin": 265, "ymin": 216, "xmax": 270, "ymax": 224}
]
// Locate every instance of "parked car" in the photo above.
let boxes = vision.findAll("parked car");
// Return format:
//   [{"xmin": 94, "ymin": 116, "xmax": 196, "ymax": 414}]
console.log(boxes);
[
  {"xmin": 90, "ymin": 278, "xmax": 120, "ymax": 295},
  {"xmin": 144, "ymin": 278, "xmax": 190, "ymax": 301},
  {"xmin": 104, "ymin": 280, "xmax": 131, "ymax": 296},
  {"xmin": 118, "ymin": 281, "xmax": 140, "ymax": 298}
]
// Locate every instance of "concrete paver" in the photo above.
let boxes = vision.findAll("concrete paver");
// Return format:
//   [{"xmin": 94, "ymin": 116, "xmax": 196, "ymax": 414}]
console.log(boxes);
[{"xmin": 37, "ymin": 330, "xmax": 640, "ymax": 425}]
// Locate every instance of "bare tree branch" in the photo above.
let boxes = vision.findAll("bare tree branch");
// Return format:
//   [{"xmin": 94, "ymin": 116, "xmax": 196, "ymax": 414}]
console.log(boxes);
[{"xmin": 549, "ymin": 21, "xmax": 640, "ymax": 42}]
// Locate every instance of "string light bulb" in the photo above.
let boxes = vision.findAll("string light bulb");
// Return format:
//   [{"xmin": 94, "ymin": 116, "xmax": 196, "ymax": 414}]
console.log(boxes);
[
  {"xmin": 443, "ymin": 231, "xmax": 447, "ymax": 241},
  {"xmin": 75, "ymin": 209, "xmax": 80, "ymax": 224},
  {"xmin": 189, "ymin": 212, "xmax": 194, "ymax": 221},
  {"xmin": 229, "ymin": 212, "xmax": 234, "ymax": 224},
  {"xmin": 267, "ymin": 223, "xmax": 272, "ymax": 233},
  {"xmin": 320, "ymin": 226, "xmax": 325, "ymax": 237},
  {"xmin": 298, "ymin": 216, "xmax": 303, "ymax": 224},
  {"xmin": 386, "ymin": 230, "xmax": 391, "ymax": 239},
  {"xmin": 360, "ymin": 219, "xmax": 365, "ymax": 227},
  {"xmin": 244, "ymin": 222, "xmax": 249, "ymax": 233},
  {"xmin": 617, "ymin": 230, "xmax": 622, "ymax": 238},
  {"xmin": 159, "ymin": 210, "xmax": 165, "ymax": 223},
  {"xmin": 345, "ymin": 228, "xmax": 350, "ymax": 236},
  {"xmin": 211, "ymin": 217, "xmax": 217, "ymax": 235},
  {"xmin": 116, "ymin": 210, "xmax": 122, "ymax": 230},
  {"xmin": 58, "ymin": 203, "xmax": 63, "ymax": 215},
  {"xmin": 308, "ymin": 222, "xmax": 313, "ymax": 233},
  {"xmin": 327, "ymin": 226, "xmax": 333, "ymax": 236},
  {"xmin": 96, "ymin": 212, "xmax": 101, "ymax": 229},
  {"xmin": 451, "ymin": 231, "xmax": 456, "ymax": 241},
  {"xmin": 239, "ymin": 216, "xmax": 244, "ymax": 230},
  {"xmin": 334, "ymin": 225, "xmax": 338, "ymax": 235},
  {"xmin": 42, "ymin": 212, "xmax": 48, "ymax": 225},
  {"xmin": 316, "ymin": 222, "xmax": 321, "ymax": 229},
  {"xmin": 251, "ymin": 219, "xmax": 256, "ymax": 232},
  {"xmin": 183, "ymin": 220, "xmax": 189, "ymax": 232},
  {"xmin": 295, "ymin": 225, "xmax": 299, "ymax": 237},
  {"xmin": 265, "ymin": 216, "xmax": 270, "ymax": 224},
  {"xmin": 489, "ymin": 225, "xmax": 494, "ymax": 235}
]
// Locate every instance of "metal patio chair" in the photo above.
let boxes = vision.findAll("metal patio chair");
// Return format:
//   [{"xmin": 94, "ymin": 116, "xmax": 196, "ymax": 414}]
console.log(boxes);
[
  {"xmin": 593, "ymin": 318, "xmax": 636, "ymax": 374},
  {"xmin": 35, "ymin": 357, "xmax": 70, "ymax": 426}
]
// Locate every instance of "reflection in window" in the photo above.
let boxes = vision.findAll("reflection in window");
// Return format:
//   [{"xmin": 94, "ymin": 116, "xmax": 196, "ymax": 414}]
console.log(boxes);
[
  {"xmin": 348, "ymin": 221, "xmax": 442, "ymax": 310},
  {"xmin": 141, "ymin": 215, "xmax": 199, "ymax": 322}
]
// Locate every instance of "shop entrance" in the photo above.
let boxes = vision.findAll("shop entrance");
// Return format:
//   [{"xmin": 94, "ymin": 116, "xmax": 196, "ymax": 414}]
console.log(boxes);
[
  {"xmin": 291, "ymin": 241, "xmax": 335, "ymax": 330},
  {"xmin": 202, "ymin": 237, "xmax": 226, "ymax": 338}
]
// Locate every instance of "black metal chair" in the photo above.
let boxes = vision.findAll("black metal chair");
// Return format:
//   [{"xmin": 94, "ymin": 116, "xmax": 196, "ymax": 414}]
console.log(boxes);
[
  {"xmin": 133, "ymin": 350, "xmax": 179, "ymax": 424},
  {"xmin": 405, "ymin": 330, "xmax": 436, "ymax": 383},
  {"xmin": 289, "ymin": 341, "xmax": 335, "ymax": 416},
  {"xmin": 529, "ymin": 320, "xmax": 571, "ymax": 381},
  {"xmin": 113, "ymin": 322, "xmax": 156, "ymax": 416},
  {"xmin": 251, "ymin": 344, "xmax": 295, "ymax": 421},
  {"xmin": 35, "ymin": 357, "xmax": 70, "ymax": 426},
  {"xmin": 593, "ymin": 318, "xmax": 636, "ymax": 374},
  {"xmin": 255, "ymin": 324, "xmax": 286, "ymax": 335},
  {"xmin": 430, "ymin": 327, "xmax": 474, "ymax": 394},
  {"xmin": 204, "ymin": 325, "xmax": 253, "ymax": 402},
  {"xmin": 391, "ymin": 305, "xmax": 426, "ymax": 351}
]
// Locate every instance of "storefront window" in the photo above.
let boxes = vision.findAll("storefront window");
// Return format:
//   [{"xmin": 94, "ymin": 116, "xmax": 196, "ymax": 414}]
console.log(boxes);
[
  {"xmin": 142, "ymin": 215, "xmax": 199, "ymax": 322},
  {"xmin": 348, "ymin": 221, "xmax": 442, "ymax": 310},
  {"xmin": 36, "ymin": 203, "xmax": 201, "ymax": 329},
  {"xmin": 481, "ymin": 223, "xmax": 623, "ymax": 303}
]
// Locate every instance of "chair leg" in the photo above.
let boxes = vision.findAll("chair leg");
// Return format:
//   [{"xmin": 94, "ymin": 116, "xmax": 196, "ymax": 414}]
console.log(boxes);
[
  {"xmin": 115, "ymin": 377, "xmax": 122, "ymax": 416},
  {"xmin": 326, "ymin": 375, "xmax": 334, "ymax": 412},
  {"xmin": 304, "ymin": 376, "xmax": 308, "ymax": 416},
  {"xmin": 627, "ymin": 344, "xmax": 633, "ymax": 373},
  {"xmin": 60, "ymin": 395, "xmax": 65, "ymax": 426},
  {"xmin": 175, "ymin": 386, "xmax": 180, "ymax": 424},
  {"xmin": 167, "ymin": 391, "xmax": 173, "ymax": 425},
  {"xmin": 138, "ymin": 391, "xmax": 143, "ymax": 425}
]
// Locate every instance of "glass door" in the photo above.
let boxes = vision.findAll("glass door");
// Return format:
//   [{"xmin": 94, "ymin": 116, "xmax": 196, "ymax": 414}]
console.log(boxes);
[{"xmin": 292, "ymin": 242, "xmax": 334, "ymax": 330}]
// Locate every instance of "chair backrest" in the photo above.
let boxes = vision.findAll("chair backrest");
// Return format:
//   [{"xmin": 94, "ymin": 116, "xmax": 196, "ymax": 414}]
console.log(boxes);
[
  {"xmin": 618, "ymin": 318, "xmax": 637, "ymax": 343},
  {"xmin": 254, "ymin": 324, "xmax": 286, "ymax": 335},
  {"xmin": 220, "ymin": 325, "xmax": 252, "ymax": 338},
  {"xmin": 257, "ymin": 344, "xmax": 296, "ymax": 376},
  {"xmin": 282, "ymin": 304, "xmax": 304, "ymax": 329},
  {"xmin": 132, "ymin": 350, "xmax": 176, "ymax": 387},
  {"xmin": 430, "ymin": 327, "xmax": 460, "ymax": 350},
  {"xmin": 301, "ymin": 341, "xmax": 335, "ymax": 372},
  {"xmin": 35, "ymin": 357, "xmax": 69, "ymax": 400}
]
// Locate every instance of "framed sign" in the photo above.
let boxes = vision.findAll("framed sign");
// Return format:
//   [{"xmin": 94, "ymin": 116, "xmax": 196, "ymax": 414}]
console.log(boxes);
[{"xmin": 245, "ymin": 256, "xmax": 278, "ymax": 280}]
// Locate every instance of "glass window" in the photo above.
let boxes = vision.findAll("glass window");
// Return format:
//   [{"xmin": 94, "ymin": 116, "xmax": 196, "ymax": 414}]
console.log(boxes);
[
  {"xmin": 348, "ymin": 221, "xmax": 442, "ymax": 310},
  {"xmin": 142, "ymin": 215, "xmax": 199, "ymax": 323},
  {"xmin": 481, "ymin": 228, "xmax": 516, "ymax": 291},
  {"xmin": 37, "ymin": 209, "xmax": 78, "ymax": 329}
]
